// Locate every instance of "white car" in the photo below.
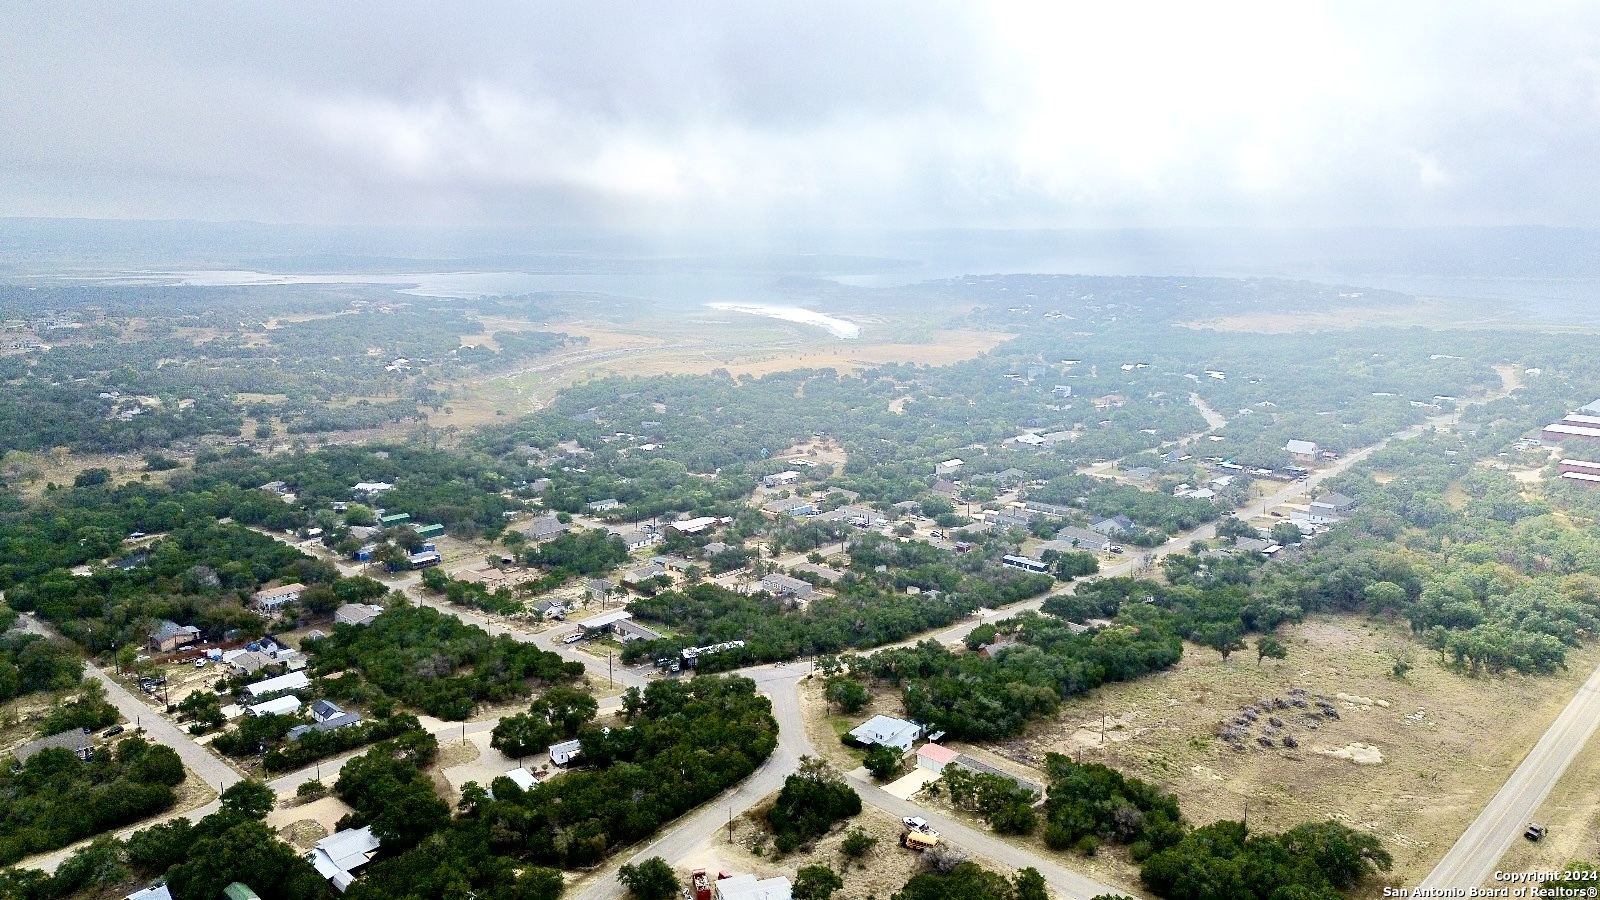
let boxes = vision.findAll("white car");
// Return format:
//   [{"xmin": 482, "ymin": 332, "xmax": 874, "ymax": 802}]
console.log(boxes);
[
  {"xmin": 562, "ymin": 631, "xmax": 586, "ymax": 644},
  {"xmin": 902, "ymin": 816, "xmax": 933, "ymax": 833}
]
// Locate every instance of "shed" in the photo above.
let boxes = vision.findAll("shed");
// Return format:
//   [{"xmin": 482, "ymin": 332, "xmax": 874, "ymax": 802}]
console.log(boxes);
[
  {"xmin": 414, "ymin": 523, "xmax": 445, "ymax": 539},
  {"xmin": 504, "ymin": 767, "xmax": 539, "ymax": 791}
]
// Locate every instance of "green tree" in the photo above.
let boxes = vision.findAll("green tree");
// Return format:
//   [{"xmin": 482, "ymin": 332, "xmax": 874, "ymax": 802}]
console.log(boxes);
[
  {"xmin": 793, "ymin": 864, "xmax": 844, "ymax": 900},
  {"xmin": 824, "ymin": 676, "xmax": 870, "ymax": 714},
  {"xmin": 617, "ymin": 856, "xmax": 679, "ymax": 900},
  {"xmin": 1255, "ymin": 635, "xmax": 1287, "ymax": 664},
  {"xmin": 863, "ymin": 745, "xmax": 901, "ymax": 782},
  {"xmin": 219, "ymin": 780, "xmax": 277, "ymax": 820},
  {"xmin": 840, "ymin": 826, "xmax": 878, "ymax": 861},
  {"xmin": 1198, "ymin": 623, "xmax": 1246, "ymax": 661}
]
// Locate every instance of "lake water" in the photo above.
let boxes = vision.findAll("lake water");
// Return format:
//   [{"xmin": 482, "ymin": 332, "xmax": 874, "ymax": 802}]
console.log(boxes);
[{"xmin": 705, "ymin": 302, "xmax": 860, "ymax": 339}]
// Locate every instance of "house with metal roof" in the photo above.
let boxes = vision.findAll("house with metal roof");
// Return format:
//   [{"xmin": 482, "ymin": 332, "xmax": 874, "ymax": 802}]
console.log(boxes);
[
  {"xmin": 14, "ymin": 728, "xmax": 94, "ymax": 763},
  {"xmin": 848, "ymin": 715, "xmax": 921, "ymax": 753},
  {"xmin": 334, "ymin": 603, "xmax": 384, "ymax": 626},
  {"xmin": 309, "ymin": 826, "xmax": 381, "ymax": 893},
  {"xmin": 759, "ymin": 573, "xmax": 816, "ymax": 600},
  {"xmin": 244, "ymin": 670, "xmax": 311, "ymax": 699},
  {"xmin": 246, "ymin": 695, "xmax": 301, "ymax": 717},
  {"xmin": 148, "ymin": 620, "xmax": 200, "ymax": 652}
]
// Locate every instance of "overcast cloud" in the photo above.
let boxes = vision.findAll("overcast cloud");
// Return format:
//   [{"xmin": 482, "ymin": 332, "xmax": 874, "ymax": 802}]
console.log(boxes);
[{"xmin": 4, "ymin": 2, "xmax": 1599, "ymax": 229}]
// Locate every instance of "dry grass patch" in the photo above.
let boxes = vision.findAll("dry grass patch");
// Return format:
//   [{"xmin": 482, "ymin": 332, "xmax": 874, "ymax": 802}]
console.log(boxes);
[{"xmin": 990, "ymin": 615, "xmax": 1600, "ymax": 889}]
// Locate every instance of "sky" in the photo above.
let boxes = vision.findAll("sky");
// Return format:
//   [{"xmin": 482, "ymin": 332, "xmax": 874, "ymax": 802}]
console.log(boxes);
[{"xmin": 4, "ymin": 2, "xmax": 1600, "ymax": 231}]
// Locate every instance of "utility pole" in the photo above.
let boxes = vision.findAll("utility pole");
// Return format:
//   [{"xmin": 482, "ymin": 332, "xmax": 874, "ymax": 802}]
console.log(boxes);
[{"xmin": 608, "ymin": 651, "xmax": 613, "ymax": 688}]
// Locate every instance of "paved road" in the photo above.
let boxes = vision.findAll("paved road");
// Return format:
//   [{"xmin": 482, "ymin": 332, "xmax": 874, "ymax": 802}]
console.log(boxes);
[
  {"xmin": 569, "ymin": 662, "xmax": 1134, "ymax": 900},
  {"xmin": 1418, "ymin": 661, "xmax": 1600, "ymax": 891}
]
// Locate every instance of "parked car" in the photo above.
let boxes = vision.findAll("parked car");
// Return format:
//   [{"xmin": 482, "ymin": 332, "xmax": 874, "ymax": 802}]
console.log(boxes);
[
  {"xmin": 102, "ymin": 725, "xmax": 125, "ymax": 737},
  {"xmin": 193, "ymin": 658, "xmax": 207, "ymax": 668},
  {"xmin": 1525, "ymin": 823, "xmax": 1546, "ymax": 841},
  {"xmin": 562, "ymin": 631, "xmax": 585, "ymax": 644},
  {"xmin": 902, "ymin": 816, "xmax": 932, "ymax": 833}
]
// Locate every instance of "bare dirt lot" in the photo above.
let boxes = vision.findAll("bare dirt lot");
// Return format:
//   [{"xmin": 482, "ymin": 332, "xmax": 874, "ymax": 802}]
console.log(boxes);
[{"xmin": 980, "ymin": 614, "xmax": 1600, "ymax": 894}]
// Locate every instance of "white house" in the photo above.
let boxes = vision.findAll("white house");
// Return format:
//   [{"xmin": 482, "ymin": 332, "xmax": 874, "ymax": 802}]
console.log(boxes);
[
  {"xmin": 1285, "ymin": 439, "xmax": 1319, "ymax": 459},
  {"xmin": 246, "ymin": 695, "xmax": 302, "ymax": 717},
  {"xmin": 935, "ymin": 459, "xmax": 964, "ymax": 475},
  {"xmin": 714, "ymin": 874, "xmax": 794, "ymax": 900},
  {"xmin": 549, "ymin": 739, "xmax": 582, "ymax": 767},
  {"xmin": 504, "ymin": 767, "xmax": 540, "ymax": 791},
  {"xmin": 334, "ymin": 603, "xmax": 384, "ymax": 626},
  {"xmin": 762, "ymin": 471, "xmax": 800, "ymax": 488},
  {"xmin": 244, "ymin": 670, "xmax": 311, "ymax": 699},
  {"xmin": 253, "ymin": 582, "xmax": 306, "ymax": 611},
  {"xmin": 849, "ymin": 714, "xmax": 922, "ymax": 753},
  {"xmin": 309, "ymin": 826, "xmax": 381, "ymax": 893}
]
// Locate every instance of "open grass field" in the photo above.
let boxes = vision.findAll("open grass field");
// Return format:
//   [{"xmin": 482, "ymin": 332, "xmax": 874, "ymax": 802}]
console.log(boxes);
[{"xmin": 984, "ymin": 615, "xmax": 1600, "ymax": 895}]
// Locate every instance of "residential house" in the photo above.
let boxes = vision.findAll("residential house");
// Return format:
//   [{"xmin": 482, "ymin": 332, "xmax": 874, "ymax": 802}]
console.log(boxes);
[
  {"xmin": 576, "ymin": 609, "xmax": 634, "ymax": 636},
  {"xmin": 758, "ymin": 573, "xmax": 816, "ymax": 601},
  {"xmin": 529, "ymin": 598, "xmax": 568, "ymax": 618},
  {"xmin": 310, "ymin": 699, "xmax": 346, "ymax": 723},
  {"xmin": 1233, "ymin": 537, "xmax": 1272, "ymax": 554},
  {"xmin": 503, "ymin": 767, "xmax": 540, "ymax": 791},
  {"xmin": 148, "ymin": 620, "xmax": 200, "ymax": 652},
  {"xmin": 1013, "ymin": 432, "xmax": 1048, "ymax": 448},
  {"xmin": 520, "ymin": 515, "xmax": 567, "ymax": 542},
  {"xmin": 587, "ymin": 498, "xmax": 621, "ymax": 512},
  {"xmin": 792, "ymin": 562, "xmax": 844, "ymax": 583},
  {"xmin": 1091, "ymin": 515, "xmax": 1135, "ymax": 537},
  {"xmin": 650, "ymin": 555, "xmax": 697, "ymax": 573},
  {"xmin": 1002, "ymin": 555, "xmax": 1048, "ymax": 573},
  {"xmin": 761, "ymin": 497, "xmax": 816, "ymax": 517},
  {"xmin": 818, "ymin": 505, "xmax": 884, "ymax": 527},
  {"xmin": 1023, "ymin": 500, "xmax": 1074, "ymax": 518},
  {"xmin": 988, "ymin": 510, "xmax": 1034, "ymax": 530},
  {"xmin": 1053, "ymin": 526, "xmax": 1112, "ymax": 552},
  {"xmin": 611, "ymin": 527, "xmax": 663, "ymax": 551},
  {"xmin": 549, "ymin": 739, "xmax": 582, "ymax": 767},
  {"xmin": 289, "ymin": 712, "xmax": 363, "ymax": 741},
  {"xmin": 714, "ymin": 874, "xmax": 794, "ymax": 900},
  {"xmin": 612, "ymin": 619, "xmax": 664, "ymax": 643},
  {"xmin": 228, "ymin": 650, "xmax": 277, "ymax": 676},
  {"xmin": 848, "ymin": 715, "xmax": 922, "ymax": 753},
  {"xmin": 244, "ymin": 670, "xmax": 311, "ymax": 699},
  {"xmin": 587, "ymin": 579, "xmax": 616, "ymax": 601},
  {"xmin": 309, "ymin": 826, "xmax": 382, "ymax": 893},
  {"xmin": 930, "ymin": 478, "xmax": 958, "ymax": 497},
  {"xmin": 1310, "ymin": 493, "xmax": 1357, "ymax": 518},
  {"xmin": 762, "ymin": 471, "xmax": 800, "ymax": 488},
  {"xmin": 668, "ymin": 516, "xmax": 720, "ymax": 534},
  {"xmin": 621, "ymin": 562, "xmax": 668, "ymax": 585},
  {"xmin": 125, "ymin": 884, "xmax": 173, "ymax": 900},
  {"xmin": 334, "ymin": 603, "xmax": 384, "ymax": 626},
  {"xmin": 1285, "ymin": 439, "xmax": 1320, "ymax": 460},
  {"xmin": 14, "ymin": 729, "xmax": 94, "ymax": 763},
  {"xmin": 935, "ymin": 459, "xmax": 964, "ymax": 476},
  {"xmin": 703, "ymin": 541, "xmax": 731, "ymax": 556},
  {"xmin": 253, "ymin": 583, "xmax": 306, "ymax": 612},
  {"xmin": 351, "ymin": 482, "xmax": 394, "ymax": 496},
  {"xmin": 246, "ymin": 695, "xmax": 301, "ymax": 717}
]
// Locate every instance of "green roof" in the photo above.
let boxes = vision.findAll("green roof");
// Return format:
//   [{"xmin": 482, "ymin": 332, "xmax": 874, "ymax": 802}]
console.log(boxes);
[
  {"xmin": 415, "ymin": 523, "xmax": 445, "ymax": 537},
  {"xmin": 223, "ymin": 884, "xmax": 262, "ymax": 900}
]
